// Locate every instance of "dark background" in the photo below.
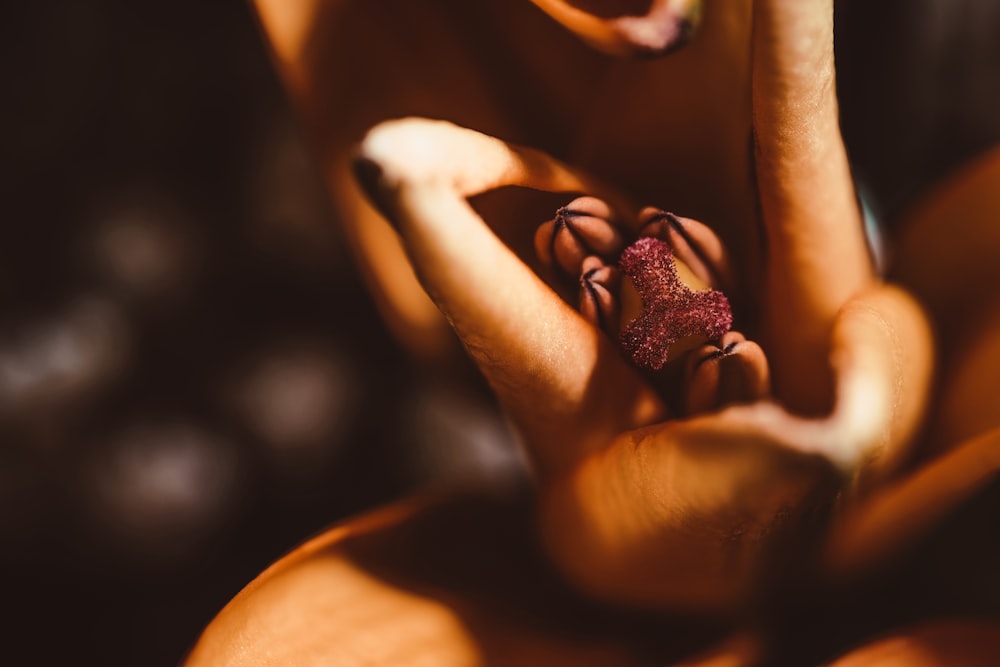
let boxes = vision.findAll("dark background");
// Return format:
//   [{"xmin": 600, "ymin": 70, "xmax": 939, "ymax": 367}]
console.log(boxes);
[
  {"xmin": 2, "ymin": 2, "xmax": 521, "ymax": 664},
  {"xmin": 1, "ymin": 1, "xmax": 998, "ymax": 665}
]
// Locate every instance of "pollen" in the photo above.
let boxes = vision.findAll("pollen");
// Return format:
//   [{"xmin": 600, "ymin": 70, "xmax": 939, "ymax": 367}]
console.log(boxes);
[{"xmin": 618, "ymin": 237, "xmax": 733, "ymax": 370}]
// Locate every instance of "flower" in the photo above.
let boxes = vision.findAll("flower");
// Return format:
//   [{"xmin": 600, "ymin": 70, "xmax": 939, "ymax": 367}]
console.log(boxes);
[
  {"xmin": 186, "ymin": 1, "xmax": 1000, "ymax": 665},
  {"xmin": 250, "ymin": 0, "xmax": 759, "ymax": 360}
]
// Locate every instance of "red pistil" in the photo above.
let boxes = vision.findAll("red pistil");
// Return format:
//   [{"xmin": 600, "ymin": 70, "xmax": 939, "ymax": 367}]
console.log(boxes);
[{"xmin": 618, "ymin": 237, "xmax": 732, "ymax": 370}]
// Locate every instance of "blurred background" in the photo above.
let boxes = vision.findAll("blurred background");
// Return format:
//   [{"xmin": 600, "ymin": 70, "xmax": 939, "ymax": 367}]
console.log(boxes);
[
  {"xmin": 2, "ymin": 1, "xmax": 524, "ymax": 664},
  {"xmin": 1, "ymin": 1, "xmax": 998, "ymax": 665}
]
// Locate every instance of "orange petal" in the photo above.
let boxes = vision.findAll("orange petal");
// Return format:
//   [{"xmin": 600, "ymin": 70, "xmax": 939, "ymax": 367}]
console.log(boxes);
[
  {"xmin": 751, "ymin": 0, "xmax": 874, "ymax": 413},
  {"xmin": 356, "ymin": 119, "xmax": 663, "ymax": 475}
]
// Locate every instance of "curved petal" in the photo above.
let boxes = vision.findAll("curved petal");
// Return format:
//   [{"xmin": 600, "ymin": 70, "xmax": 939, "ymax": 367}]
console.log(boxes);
[
  {"xmin": 355, "ymin": 118, "xmax": 664, "ymax": 475},
  {"xmin": 823, "ymin": 620, "xmax": 1000, "ymax": 667},
  {"xmin": 752, "ymin": 0, "xmax": 875, "ymax": 413},
  {"xmin": 892, "ymin": 145, "xmax": 1000, "ymax": 452},
  {"xmin": 698, "ymin": 284, "xmax": 932, "ymax": 474},
  {"xmin": 528, "ymin": 0, "xmax": 702, "ymax": 57},
  {"xmin": 540, "ymin": 412, "xmax": 835, "ymax": 611},
  {"xmin": 538, "ymin": 283, "xmax": 931, "ymax": 609},
  {"xmin": 822, "ymin": 425, "xmax": 1000, "ymax": 581}
]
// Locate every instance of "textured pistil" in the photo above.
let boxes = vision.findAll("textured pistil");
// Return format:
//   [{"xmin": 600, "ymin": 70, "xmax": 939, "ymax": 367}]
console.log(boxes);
[{"xmin": 619, "ymin": 237, "xmax": 733, "ymax": 370}]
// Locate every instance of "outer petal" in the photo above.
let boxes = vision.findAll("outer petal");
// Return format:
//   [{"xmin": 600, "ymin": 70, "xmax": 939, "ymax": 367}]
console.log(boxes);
[
  {"xmin": 892, "ymin": 145, "xmax": 1000, "ymax": 452},
  {"xmin": 539, "ymin": 283, "xmax": 931, "ymax": 610},
  {"xmin": 184, "ymin": 491, "xmax": 738, "ymax": 667},
  {"xmin": 824, "ymin": 620, "xmax": 1000, "ymax": 667},
  {"xmin": 528, "ymin": 0, "xmax": 703, "ymax": 57},
  {"xmin": 822, "ymin": 425, "xmax": 1000, "ymax": 581}
]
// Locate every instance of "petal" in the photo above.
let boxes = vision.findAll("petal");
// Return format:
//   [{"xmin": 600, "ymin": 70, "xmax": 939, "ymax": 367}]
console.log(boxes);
[
  {"xmin": 528, "ymin": 0, "xmax": 703, "ymax": 57},
  {"xmin": 539, "ymin": 284, "xmax": 931, "ymax": 609},
  {"xmin": 824, "ymin": 620, "xmax": 1000, "ymax": 667},
  {"xmin": 892, "ymin": 146, "xmax": 1000, "ymax": 452},
  {"xmin": 752, "ymin": 0, "xmax": 875, "ymax": 412},
  {"xmin": 539, "ymin": 411, "xmax": 835, "ymax": 611},
  {"xmin": 355, "ymin": 118, "xmax": 663, "ymax": 475},
  {"xmin": 822, "ymin": 425, "xmax": 1000, "ymax": 580},
  {"xmin": 694, "ymin": 284, "xmax": 932, "ymax": 473}
]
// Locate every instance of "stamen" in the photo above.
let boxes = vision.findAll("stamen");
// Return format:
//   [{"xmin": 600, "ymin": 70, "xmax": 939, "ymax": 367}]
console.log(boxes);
[{"xmin": 534, "ymin": 196, "xmax": 624, "ymax": 277}]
